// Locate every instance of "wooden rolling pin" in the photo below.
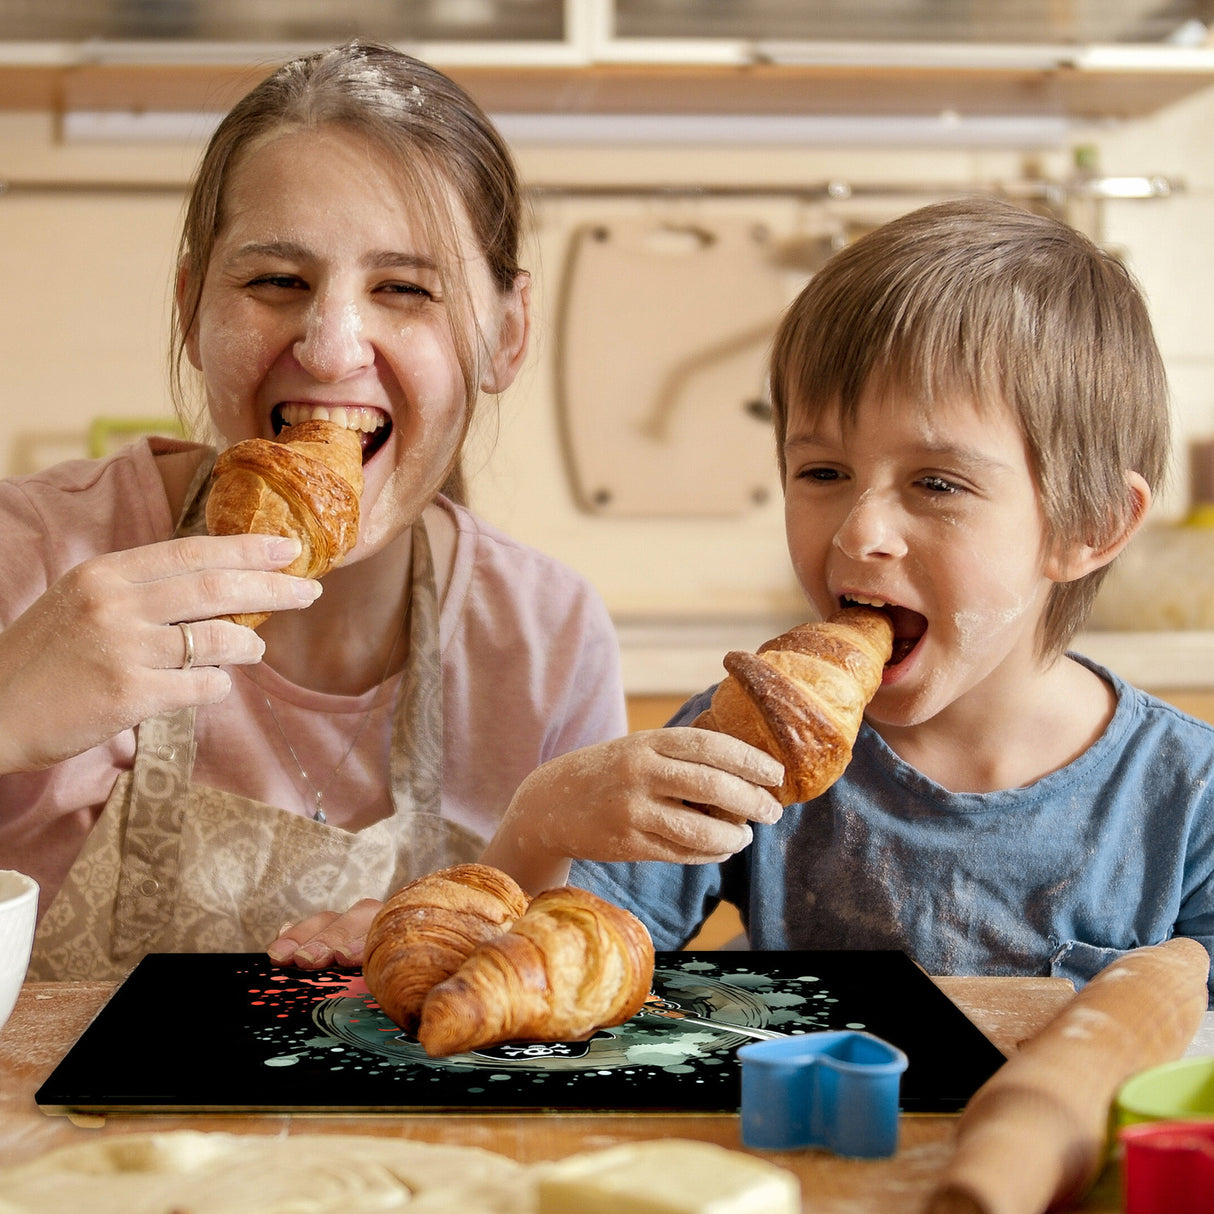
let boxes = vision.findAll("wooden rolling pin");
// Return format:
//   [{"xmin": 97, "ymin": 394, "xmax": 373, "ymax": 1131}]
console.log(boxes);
[{"xmin": 925, "ymin": 937, "xmax": 1211, "ymax": 1214}]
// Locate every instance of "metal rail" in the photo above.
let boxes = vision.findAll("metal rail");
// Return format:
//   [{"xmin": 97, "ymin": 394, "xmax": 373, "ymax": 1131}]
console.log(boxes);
[{"xmin": 0, "ymin": 174, "xmax": 1180, "ymax": 200}]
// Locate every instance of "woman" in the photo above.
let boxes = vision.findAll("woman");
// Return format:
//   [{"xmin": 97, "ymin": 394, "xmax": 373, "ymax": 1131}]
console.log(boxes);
[{"xmin": 3, "ymin": 41, "xmax": 625, "ymax": 980}]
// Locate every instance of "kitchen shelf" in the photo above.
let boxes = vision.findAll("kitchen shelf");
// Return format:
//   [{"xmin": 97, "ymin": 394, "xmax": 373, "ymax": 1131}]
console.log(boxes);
[{"xmin": 2, "ymin": 54, "xmax": 1214, "ymax": 122}]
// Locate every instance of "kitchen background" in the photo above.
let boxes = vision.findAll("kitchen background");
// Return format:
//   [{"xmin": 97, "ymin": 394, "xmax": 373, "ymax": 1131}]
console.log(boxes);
[{"xmin": 3, "ymin": 0, "xmax": 1214, "ymax": 724}]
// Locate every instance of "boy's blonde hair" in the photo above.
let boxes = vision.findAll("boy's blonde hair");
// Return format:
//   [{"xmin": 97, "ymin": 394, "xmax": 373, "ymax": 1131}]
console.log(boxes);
[{"xmin": 770, "ymin": 195, "xmax": 1170, "ymax": 658}]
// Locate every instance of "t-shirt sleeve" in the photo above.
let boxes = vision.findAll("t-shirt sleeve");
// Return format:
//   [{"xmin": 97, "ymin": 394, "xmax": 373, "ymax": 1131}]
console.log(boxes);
[
  {"xmin": 573, "ymin": 857, "xmax": 725, "ymax": 951},
  {"xmin": 0, "ymin": 443, "xmax": 172, "ymax": 626},
  {"xmin": 1177, "ymin": 834, "xmax": 1214, "ymax": 1006},
  {"xmin": 540, "ymin": 582, "xmax": 628, "ymax": 757}
]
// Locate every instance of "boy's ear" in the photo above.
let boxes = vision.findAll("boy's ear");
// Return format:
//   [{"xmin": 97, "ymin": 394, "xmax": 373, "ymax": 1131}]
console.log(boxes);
[
  {"xmin": 480, "ymin": 272, "xmax": 531, "ymax": 394},
  {"xmin": 1045, "ymin": 470, "xmax": 1152, "ymax": 583}
]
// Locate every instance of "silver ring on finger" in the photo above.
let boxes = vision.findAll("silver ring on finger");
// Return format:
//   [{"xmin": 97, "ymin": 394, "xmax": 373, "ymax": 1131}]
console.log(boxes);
[{"xmin": 178, "ymin": 621, "xmax": 196, "ymax": 671}]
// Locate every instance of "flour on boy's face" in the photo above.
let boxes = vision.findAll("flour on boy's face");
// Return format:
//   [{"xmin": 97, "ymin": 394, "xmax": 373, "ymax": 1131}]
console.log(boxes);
[{"xmin": 782, "ymin": 386, "xmax": 1058, "ymax": 728}]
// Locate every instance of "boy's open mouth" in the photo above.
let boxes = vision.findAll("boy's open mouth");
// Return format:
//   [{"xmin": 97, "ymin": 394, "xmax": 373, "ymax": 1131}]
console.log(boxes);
[
  {"xmin": 841, "ymin": 595, "xmax": 926, "ymax": 665},
  {"xmin": 273, "ymin": 403, "xmax": 392, "ymax": 463}
]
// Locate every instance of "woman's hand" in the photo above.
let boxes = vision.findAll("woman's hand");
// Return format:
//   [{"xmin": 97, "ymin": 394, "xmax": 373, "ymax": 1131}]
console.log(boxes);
[
  {"xmin": 267, "ymin": 898, "xmax": 382, "ymax": 969},
  {"xmin": 481, "ymin": 727, "xmax": 785, "ymax": 893},
  {"xmin": 0, "ymin": 533, "xmax": 321, "ymax": 774}
]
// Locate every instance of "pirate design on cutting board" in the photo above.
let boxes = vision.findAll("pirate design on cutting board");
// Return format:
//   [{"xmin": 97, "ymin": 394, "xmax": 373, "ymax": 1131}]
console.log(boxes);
[{"xmin": 307, "ymin": 962, "xmax": 825, "ymax": 1078}]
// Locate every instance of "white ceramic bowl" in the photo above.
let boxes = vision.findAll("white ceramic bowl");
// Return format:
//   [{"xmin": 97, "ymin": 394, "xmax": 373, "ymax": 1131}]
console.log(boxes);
[{"xmin": 0, "ymin": 870, "xmax": 38, "ymax": 1037}]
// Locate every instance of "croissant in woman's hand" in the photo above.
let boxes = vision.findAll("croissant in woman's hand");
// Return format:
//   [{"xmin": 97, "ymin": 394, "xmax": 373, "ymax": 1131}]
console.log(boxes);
[
  {"xmin": 417, "ymin": 884, "xmax": 655, "ymax": 1058},
  {"xmin": 205, "ymin": 418, "xmax": 364, "ymax": 628},
  {"xmin": 363, "ymin": 864, "xmax": 529, "ymax": 1034},
  {"xmin": 694, "ymin": 605, "xmax": 893, "ymax": 804}
]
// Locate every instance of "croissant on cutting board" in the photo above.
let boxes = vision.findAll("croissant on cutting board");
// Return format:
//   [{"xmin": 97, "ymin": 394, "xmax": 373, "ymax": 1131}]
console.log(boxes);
[
  {"xmin": 694, "ymin": 605, "xmax": 893, "ymax": 805},
  {"xmin": 363, "ymin": 863, "xmax": 530, "ymax": 1035},
  {"xmin": 205, "ymin": 418, "xmax": 364, "ymax": 628},
  {"xmin": 417, "ymin": 884, "xmax": 655, "ymax": 1058}
]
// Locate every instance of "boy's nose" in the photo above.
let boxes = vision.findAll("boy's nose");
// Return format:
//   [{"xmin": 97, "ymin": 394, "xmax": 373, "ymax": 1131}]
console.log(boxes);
[
  {"xmin": 833, "ymin": 490, "xmax": 908, "ymax": 560},
  {"xmin": 292, "ymin": 295, "xmax": 374, "ymax": 380}
]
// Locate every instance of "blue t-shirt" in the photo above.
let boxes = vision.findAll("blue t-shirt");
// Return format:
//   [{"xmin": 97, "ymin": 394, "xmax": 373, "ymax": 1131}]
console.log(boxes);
[{"xmin": 574, "ymin": 656, "xmax": 1214, "ymax": 998}]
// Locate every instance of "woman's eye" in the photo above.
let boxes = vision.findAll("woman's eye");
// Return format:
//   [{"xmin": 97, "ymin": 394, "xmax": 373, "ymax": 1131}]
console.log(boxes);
[
  {"xmin": 247, "ymin": 273, "xmax": 305, "ymax": 290},
  {"xmin": 380, "ymin": 280, "xmax": 437, "ymax": 301}
]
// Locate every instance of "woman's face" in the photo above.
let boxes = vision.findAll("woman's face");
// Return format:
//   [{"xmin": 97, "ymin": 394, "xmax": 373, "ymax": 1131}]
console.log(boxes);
[{"xmin": 184, "ymin": 124, "xmax": 526, "ymax": 558}]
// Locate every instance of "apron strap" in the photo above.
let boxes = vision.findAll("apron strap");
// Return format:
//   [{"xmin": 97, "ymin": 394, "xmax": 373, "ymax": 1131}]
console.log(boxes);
[
  {"xmin": 176, "ymin": 448, "xmax": 217, "ymax": 536},
  {"xmin": 390, "ymin": 518, "xmax": 442, "ymax": 812},
  {"xmin": 110, "ymin": 708, "xmax": 196, "ymax": 954},
  {"xmin": 106, "ymin": 445, "xmax": 214, "ymax": 951}
]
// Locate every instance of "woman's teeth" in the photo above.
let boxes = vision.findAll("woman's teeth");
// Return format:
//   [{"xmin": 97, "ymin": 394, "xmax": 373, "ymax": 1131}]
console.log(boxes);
[{"xmin": 278, "ymin": 402, "xmax": 385, "ymax": 434}]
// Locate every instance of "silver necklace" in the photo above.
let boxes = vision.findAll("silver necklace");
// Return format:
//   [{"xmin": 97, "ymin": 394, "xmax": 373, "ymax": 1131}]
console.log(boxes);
[{"xmin": 259, "ymin": 605, "xmax": 409, "ymax": 824}]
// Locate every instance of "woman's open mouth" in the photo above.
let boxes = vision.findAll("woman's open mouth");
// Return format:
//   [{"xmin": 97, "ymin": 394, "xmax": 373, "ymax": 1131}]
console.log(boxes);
[
  {"xmin": 273, "ymin": 403, "xmax": 392, "ymax": 463},
  {"xmin": 841, "ymin": 595, "xmax": 927, "ymax": 665}
]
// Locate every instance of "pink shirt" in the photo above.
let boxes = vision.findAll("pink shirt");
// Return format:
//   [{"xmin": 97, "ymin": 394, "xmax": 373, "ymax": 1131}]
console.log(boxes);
[{"xmin": 0, "ymin": 439, "xmax": 626, "ymax": 914}]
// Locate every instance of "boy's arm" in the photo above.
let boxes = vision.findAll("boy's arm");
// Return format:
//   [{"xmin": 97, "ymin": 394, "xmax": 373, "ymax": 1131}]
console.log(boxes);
[
  {"xmin": 1175, "ymin": 896, "xmax": 1214, "ymax": 1006},
  {"xmin": 479, "ymin": 728, "xmax": 784, "ymax": 896}
]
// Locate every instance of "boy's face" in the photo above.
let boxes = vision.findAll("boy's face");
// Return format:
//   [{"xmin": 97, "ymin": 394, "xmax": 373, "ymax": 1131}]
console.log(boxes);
[{"xmin": 783, "ymin": 383, "xmax": 1068, "ymax": 729}]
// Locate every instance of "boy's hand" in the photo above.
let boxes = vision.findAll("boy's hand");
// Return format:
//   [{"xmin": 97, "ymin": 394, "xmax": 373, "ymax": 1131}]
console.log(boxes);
[{"xmin": 483, "ymin": 728, "xmax": 785, "ymax": 892}]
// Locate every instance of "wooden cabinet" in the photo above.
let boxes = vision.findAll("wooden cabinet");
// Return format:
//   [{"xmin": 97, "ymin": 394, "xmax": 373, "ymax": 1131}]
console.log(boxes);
[{"xmin": 3, "ymin": 0, "xmax": 1214, "ymax": 124}]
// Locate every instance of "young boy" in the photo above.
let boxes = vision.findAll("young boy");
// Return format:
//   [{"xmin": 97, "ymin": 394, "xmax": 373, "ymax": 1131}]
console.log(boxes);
[{"xmin": 485, "ymin": 196, "xmax": 1214, "ymax": 997}]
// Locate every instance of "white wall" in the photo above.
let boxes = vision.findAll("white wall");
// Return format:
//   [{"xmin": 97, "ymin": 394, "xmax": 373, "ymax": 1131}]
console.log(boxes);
[{"xmin": 1089, "ymin": 87, "xmax": 1214, "ymax": 513}]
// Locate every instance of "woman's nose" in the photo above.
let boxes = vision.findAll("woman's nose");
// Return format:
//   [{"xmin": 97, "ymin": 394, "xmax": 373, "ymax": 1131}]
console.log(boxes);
[
  {"xmin": 833, "ymin": 489, "xmax": 908, "ymax": 560},
  {"xmin": 292, "ymin": 294, "xmax": 373, "ymax": 380}
]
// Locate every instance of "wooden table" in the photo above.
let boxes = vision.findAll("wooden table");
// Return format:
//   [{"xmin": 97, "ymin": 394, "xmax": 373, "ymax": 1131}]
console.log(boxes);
[{"xmin": 0, "ymin": 974, "xmax": 1128, "ymax": 1212}]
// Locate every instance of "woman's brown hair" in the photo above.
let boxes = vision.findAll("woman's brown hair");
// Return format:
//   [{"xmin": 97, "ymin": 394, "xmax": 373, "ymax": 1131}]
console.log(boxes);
[{"xmin": 171, "ymin": 40, "xmax": 526, "ymax": 502}]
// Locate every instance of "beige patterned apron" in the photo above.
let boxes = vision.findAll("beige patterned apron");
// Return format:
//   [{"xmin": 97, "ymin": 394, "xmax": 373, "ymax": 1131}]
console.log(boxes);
[{"xmin": 30, "ymin": 456, "xmax": 479, "ymax": 981}]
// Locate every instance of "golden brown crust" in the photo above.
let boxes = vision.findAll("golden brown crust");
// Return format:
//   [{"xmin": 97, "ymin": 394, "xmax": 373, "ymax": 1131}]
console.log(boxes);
[
  {"xmin": 694, "ymin": 605, "xmax": 893, "ymax": 804},
  {"xmin": 416, "ymin": 885, "xmax": 655, "ymax": 1058},
  {"xmin": 363, "ymin": 864, "xmax": 530, "ymax": 1035},
  {"xmin": 205, "ymin": 419, "xmax": 364, "ymax": 628}
]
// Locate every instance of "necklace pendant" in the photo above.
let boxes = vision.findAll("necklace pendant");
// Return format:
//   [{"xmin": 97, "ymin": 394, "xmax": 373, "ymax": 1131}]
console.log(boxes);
[{"xmin": 314, "ymin": 795, "xmax": 327, "ymax": 825}]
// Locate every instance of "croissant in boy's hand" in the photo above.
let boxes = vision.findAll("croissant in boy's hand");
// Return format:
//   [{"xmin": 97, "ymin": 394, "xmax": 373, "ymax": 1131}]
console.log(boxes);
[
  {"xmin": 205, "ymin": 418, "xmax": 364, "ymax": 628},
  {"xmin": 362, "ymin": 863, "xmax": 655, "ymax": 1058},
  {"xmin": 694, "ymin": 605, "xmax": 893, "ymax": 805}
]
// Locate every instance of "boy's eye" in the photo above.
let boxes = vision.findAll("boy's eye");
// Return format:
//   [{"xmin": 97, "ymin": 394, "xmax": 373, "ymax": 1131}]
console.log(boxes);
[
  {"xmin": 797, "ymin": 466, "xmax": 842, "ymax": 483},
  {"xmin": 918, "ymin": 474, "xmax": 963, "ymax": 494}
]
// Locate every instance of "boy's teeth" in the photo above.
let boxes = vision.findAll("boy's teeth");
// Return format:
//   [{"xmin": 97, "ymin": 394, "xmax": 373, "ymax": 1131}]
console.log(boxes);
[
  {"xmin": 845, "ymin": 595, "xmax": 890, "ymax": 608},
  {"xmin": 279, "ymin": 403, "xmax": 385, "ymax": 432}
]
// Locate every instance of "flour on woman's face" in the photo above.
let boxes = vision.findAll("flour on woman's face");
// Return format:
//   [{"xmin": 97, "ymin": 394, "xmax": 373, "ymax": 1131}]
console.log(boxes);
[{"xmin": 188, "ymin": 123, "xmax": 505, "ymax": 563}]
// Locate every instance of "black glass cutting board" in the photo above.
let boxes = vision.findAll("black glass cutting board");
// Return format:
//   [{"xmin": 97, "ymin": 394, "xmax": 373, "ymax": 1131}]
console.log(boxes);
[{"xmin": 36, "ymin": 950, "xmax": 1005, "ymax": 1114}]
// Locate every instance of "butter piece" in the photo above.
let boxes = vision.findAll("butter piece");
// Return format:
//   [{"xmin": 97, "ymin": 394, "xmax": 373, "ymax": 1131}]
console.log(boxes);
[{"xmin": 535, "ymin": 1139, "xmax": 800, "ymax": 1214}]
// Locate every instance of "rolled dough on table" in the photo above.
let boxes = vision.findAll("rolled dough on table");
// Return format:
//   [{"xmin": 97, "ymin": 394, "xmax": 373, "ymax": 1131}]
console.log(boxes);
[
  {"xmin": 0, "ymin": 1131, "xmax": 801, "ymax": 1214},
  {"xmin": 0, "ymin": 1131, "xmax": 529, "ymax": 1213}
]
